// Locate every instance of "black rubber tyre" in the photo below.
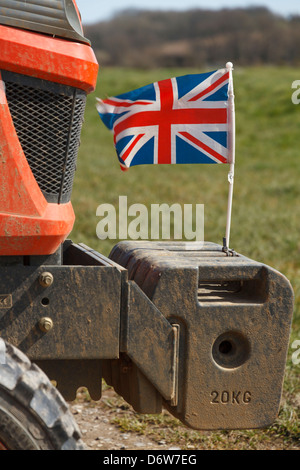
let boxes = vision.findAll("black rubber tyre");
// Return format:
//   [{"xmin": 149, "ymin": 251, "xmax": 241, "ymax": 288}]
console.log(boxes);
[{"xmin": 0, "ymin": 341, "xmax": 85, "ymax": 450}]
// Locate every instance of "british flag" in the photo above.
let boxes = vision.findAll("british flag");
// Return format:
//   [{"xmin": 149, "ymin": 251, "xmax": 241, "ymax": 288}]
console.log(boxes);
[{"xmin": 96, "ymin": 68, "xmax": 231, "ymax": 171}]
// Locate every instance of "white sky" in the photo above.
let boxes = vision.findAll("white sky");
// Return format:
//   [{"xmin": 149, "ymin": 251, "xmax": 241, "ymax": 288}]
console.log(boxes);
[{"xmin": 76, "ymin": 0, "xmax": 299, "ymax": 24}]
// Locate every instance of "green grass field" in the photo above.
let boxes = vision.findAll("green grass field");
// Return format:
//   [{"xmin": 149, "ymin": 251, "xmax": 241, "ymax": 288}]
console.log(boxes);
[{"xmin": 72, "ymin": 66, "xmax": 300, "ymax": 449}]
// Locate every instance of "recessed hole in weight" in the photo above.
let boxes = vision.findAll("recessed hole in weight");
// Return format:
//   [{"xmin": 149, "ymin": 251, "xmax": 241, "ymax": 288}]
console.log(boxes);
[
  {"xmin": 212, "ymin": 331, "xmax": 251, "ymax": 369},
  {"xmin": 41, "ymin": 297, "xmax": 50, "ymax": 306},
  {"xmin": 219, "ymin": 340, "xmax": 233, "ymax": 355}
]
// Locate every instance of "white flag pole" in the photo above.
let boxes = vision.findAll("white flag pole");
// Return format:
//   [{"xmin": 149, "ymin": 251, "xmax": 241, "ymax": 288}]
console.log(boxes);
[{"xmin": 223, "ymin": 62, "xmax": 236, "ymax": 254}]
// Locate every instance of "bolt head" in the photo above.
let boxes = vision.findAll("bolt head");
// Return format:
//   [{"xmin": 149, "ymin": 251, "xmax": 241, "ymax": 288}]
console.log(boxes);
[
  {"xmin": 39, "ymin": 317, "xmax": 53, "ymax": 333},
  {"xmin": 39, "ymin": 272, "xmax": 54, "ymax": 288}
]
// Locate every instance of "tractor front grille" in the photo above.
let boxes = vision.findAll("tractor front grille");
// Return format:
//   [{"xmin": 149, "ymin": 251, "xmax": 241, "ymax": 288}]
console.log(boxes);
[{"xmin": 2, "ymin": 71, "xmax": 87, "ymax": 204}]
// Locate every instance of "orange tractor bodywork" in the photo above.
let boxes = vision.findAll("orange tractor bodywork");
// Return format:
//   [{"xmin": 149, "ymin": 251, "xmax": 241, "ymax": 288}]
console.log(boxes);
[{"xmin": 0, "ymin": 20, "xmax": 98, "ymax": 255}]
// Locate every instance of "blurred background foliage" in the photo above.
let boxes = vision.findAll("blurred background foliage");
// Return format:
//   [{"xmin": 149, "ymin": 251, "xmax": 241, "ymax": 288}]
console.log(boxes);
[{"xmin": 84, "ymin": 7, "xmax": 300, "ymax": 68}]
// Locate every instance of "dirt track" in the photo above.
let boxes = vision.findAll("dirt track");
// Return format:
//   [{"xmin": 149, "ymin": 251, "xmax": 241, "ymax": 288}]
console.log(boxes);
[{"xmin": 70, "ymin": 389, "xmax": 181, "ymax": 451}]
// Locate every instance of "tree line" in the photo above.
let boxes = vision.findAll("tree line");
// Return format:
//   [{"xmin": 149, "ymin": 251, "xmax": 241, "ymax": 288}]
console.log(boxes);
[{"xmin": 84, "ymin": 7, "xmax": 300, "ymax": 68}]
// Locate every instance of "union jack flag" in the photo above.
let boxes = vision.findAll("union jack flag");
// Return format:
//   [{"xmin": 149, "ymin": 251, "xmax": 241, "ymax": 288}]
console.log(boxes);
[{"xmin": 96, "ymin": 68, "xmax": 232, "ymax": 171}]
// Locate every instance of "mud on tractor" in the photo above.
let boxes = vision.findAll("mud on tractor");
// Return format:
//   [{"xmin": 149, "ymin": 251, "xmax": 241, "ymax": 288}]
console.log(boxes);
[{"xmin": 0, "ymin": 1, "xmax": 294, "ymax": 450}]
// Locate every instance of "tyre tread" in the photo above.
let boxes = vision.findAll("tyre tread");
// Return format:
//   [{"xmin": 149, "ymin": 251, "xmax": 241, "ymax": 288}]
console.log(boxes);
[{"xmin": 0, "ymin": 342, "xmax": 85, "ymax": 450}]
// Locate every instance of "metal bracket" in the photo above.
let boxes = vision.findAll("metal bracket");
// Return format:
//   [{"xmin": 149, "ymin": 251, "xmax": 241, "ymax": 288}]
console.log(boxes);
[
  {"xmin": 222, "ymin": 237, "xmax": 237, "ymax": 257},
  {"xmin": 124, "ymin": 281, "xmax": 179, "ymax": 404}
]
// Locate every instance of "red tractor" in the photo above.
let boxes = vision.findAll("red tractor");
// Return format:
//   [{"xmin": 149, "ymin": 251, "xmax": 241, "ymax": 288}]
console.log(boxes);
[{"xmin": 0, "ymin": 1, "xmax": 294, "ymax": 450}]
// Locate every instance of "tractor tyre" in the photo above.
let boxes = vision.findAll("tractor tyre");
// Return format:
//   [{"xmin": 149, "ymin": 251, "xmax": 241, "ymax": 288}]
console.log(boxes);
[{"xmin": 0, "ymin": 341, "xmax": 85, "ymax": 450}]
